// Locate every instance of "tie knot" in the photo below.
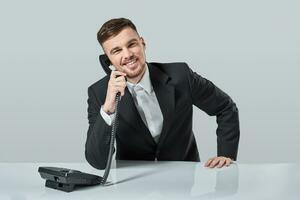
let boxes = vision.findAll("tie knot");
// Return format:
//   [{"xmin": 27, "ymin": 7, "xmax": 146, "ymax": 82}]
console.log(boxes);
[{"xmin": 133, "ymin": 84, "xmax": 144, "ymax": 92}]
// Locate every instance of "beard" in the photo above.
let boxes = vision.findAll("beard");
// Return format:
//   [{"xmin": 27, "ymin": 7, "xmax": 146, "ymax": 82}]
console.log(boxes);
[{"xmin": 121, "ymin": 62, "xmax": 146, "ymax": 79}]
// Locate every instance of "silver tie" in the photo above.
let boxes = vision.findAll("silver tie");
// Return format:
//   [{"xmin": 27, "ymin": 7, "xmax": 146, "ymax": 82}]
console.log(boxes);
[{"xmin": 132, "ymin": 85, "xmax": 163, "ymax": 143}]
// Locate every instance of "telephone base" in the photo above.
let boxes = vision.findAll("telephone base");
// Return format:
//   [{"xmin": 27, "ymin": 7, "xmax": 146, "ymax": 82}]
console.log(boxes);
[
  {"xmin": 38, "ymin": 166, "xmax": 102, "ymax": 192},
  {"xmin": 45, "ymin": 180, "xmax": 75, "ymax": 192}
]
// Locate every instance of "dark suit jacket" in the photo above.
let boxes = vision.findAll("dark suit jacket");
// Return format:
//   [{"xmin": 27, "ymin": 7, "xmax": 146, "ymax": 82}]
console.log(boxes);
[{"xmin": 85, "ymin": 62, "xmax": 240, "ymax": 169}]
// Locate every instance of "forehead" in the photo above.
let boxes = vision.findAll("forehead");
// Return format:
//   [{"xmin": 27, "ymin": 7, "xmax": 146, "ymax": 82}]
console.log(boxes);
[{"xmin": 102, "ymin": 28, "xmax": 140, "ymax": 52}]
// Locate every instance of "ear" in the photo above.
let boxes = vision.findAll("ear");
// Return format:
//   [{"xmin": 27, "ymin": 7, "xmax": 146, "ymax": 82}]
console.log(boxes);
[{"xmin": 140, "ymin": 37, "xmax": 146, "ymax": 48}]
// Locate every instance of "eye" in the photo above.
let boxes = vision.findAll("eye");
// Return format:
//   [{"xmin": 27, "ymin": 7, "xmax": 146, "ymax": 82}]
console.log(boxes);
[
  {"xmin": 128, "ymin": 42, "xmax": 137, "ymax": 48},
  {"xmin": 112, "ymin": 49, "xmax": 121, "ymax": 54}
]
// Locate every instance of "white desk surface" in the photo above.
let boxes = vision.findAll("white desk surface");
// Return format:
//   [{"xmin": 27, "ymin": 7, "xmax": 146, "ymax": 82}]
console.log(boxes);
[{"xmin": 0, "ymin": 161, "xmax": 299, "ymax": 200}]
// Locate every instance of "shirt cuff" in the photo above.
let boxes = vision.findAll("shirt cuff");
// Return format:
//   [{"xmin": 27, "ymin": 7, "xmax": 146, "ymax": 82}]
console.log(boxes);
[{"xmin": 100, "ymin": 106, "xmax": 116, "ymax": 126}]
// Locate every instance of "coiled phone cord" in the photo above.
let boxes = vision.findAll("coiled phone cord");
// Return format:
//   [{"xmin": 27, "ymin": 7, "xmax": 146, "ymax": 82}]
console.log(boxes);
[{"xmin": 101, "ymin": 93, "xmax": 121, "ymax": 185}]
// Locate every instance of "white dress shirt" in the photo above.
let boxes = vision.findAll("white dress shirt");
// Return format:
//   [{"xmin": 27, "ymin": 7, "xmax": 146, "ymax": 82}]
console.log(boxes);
[{"xmin": 100, "ymin": 64, "xmax": 164, "ymax": 143}]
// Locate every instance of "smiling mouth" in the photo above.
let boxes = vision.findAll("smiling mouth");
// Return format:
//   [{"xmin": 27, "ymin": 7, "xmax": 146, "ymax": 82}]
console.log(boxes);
[{"xmin": 123, "ymin": 58, "xmax": 138, "ymax": 68}]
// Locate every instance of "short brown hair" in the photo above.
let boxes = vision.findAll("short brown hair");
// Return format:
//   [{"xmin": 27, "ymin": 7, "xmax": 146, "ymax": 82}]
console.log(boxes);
[{"xmin": 97, "ymin": 18, "xmax": 138, "ymax": 46}]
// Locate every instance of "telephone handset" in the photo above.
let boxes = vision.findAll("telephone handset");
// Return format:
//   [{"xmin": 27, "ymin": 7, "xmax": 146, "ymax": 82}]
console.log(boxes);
[
  {"xmin": 99, "ymin": 54, "xmax": 112, "ymax": 75},
  {"xmin": 98, "ymin": 54, "xmax": 121, "ymax": 184},
  {"xmin": 38, "ymin": 54, "xmax": 121, "ymax": 192}
]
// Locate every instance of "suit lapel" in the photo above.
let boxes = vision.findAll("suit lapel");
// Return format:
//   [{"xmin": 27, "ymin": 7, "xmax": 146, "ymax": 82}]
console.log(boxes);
[
  {"xmin": 118, "ymin": 63, "xmax": 176, "ymax": 148},
  {"xmin": 118, "ymin": 87, "xmax": 156, "ymax": 145},
  {"xmin": 148, "ymin": 63, "xmax": 175, "ymax": 149}
]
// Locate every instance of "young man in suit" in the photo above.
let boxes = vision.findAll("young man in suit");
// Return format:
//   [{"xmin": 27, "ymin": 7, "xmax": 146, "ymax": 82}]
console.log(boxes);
[{"xmin": 85, "ymin": 18, "xmax": 240, "ymax": 169}]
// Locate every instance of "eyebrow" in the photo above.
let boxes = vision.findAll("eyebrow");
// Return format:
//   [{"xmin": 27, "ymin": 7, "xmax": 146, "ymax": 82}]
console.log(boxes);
[{"xmin": 109, "ymin": 38, "xmax": 139, "ymax": 55}]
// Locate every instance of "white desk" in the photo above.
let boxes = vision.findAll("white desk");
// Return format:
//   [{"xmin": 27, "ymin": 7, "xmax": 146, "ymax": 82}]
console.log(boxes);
[{"xmin": 0, "ymin": 161, "xmax": 299, "ymax": 199}]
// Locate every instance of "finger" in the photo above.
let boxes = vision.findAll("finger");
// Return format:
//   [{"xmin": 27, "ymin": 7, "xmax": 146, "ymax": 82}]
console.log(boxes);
[
  {"xmin": 114, "ymin": 85, "xmax": 126, "ymax": 96},
  {"xmin": 115, "ymin": 76, "xmax": 126, "ymax": 82},
  {"xmin": 225, "ymin": 158, "xmax": 233, "ymax": 166},
  {"xmin": 217, "ymin": 159, "xmax": 226, "ymax": 168},
  {"xmin": 114, "ymin": 86, "xmax": 126, "ymax": 96},
  {"xmin": 119, "ymin": 87, "xmax": 126, "ymax": 97},
  {"xmin": 209, "ymin": 158, "xmax": 220, "ymax": 168},
  {"xmin": 204, "ymin": 157, "xmax": 215, "ymax": 167},
  {"xmin": 111, "ymin": 70, "xmax": 127, "ymax": 78},
  {"xmin": 115, "ymin": 88, "xmax": 125, "ymax": 96},
  {"xmin": 114, "ymin": 81, "xmax": 126, "ymax": 88},
  {"xmin": 204, "ymin": 160, "xmax": 212, "ymax": 167}
]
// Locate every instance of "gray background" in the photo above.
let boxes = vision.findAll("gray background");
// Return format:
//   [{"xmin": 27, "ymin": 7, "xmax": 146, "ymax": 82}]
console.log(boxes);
[{"xmin": 1, "ymin": 0, "xmax": 299, "ymax": 163}]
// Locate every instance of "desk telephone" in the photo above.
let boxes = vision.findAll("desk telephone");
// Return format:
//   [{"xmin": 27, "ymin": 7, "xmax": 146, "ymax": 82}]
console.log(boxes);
[{"xmin": 38, "ymin": 54, "xmax": 120, "ymax": 192}]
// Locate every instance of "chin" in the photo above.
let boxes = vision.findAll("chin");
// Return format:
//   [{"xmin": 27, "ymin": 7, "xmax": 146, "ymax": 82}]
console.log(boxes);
[
  {"xmin": 125, "ymin": 65, "xmax": 145, "ymax": 77},
  {"xmin": 126, "ymin": 71, "xmax": 141, "ymax": 79}
]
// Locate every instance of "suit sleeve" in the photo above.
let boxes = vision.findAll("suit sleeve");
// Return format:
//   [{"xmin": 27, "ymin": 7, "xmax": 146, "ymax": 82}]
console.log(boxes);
[
  {"xmin": 185, "ymin": 64, "xmax": 240, "ymax": 160},
  {"xmin": 85, "ymin": 86, "xmax": 113, "ymax": 169}
]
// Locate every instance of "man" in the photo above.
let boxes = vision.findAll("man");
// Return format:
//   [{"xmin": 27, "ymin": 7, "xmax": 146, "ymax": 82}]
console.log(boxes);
[{"xmin": 85, "ymin": 18, "xmax": 240, "ymax": 170}]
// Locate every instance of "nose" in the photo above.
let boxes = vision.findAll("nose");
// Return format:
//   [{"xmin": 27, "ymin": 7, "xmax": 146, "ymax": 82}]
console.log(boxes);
[{"xmin": 123, "ymin": 48, "xmax": 133, "ymax": 60}]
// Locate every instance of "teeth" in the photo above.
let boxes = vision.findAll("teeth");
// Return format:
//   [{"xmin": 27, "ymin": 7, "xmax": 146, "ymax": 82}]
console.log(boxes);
[{"xmin": 125, "ymin": 59, "xmax": 136, "ymax": 65}]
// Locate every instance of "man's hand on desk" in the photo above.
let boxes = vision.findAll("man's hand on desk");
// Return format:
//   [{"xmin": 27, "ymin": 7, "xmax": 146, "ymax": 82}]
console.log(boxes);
[{"xmin": 204, "ymin": 156, "xmax": 233, "ymax": 168}]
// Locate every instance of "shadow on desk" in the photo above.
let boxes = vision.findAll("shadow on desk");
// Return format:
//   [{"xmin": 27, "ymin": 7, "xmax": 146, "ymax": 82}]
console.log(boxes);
[
  {"xmin": 79, "ymin": 161, "xmax": 239, "ymax": 198},
  {"xmin": 36, "ymin": 162, "xmax": 239, "ymax": 199},
  {"xmin": 114, "ymin": 160, "xmax": 174, "ymax": 168},
  {"xmin": 191, "ymin": 163, "xmax": 239, "ymax": 198}
]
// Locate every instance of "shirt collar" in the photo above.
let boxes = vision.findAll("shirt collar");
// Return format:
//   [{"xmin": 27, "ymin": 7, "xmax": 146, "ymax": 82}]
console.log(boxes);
[{"xmin": 126, "ymin": 63, "xmax": 153, "ymax": 94}]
